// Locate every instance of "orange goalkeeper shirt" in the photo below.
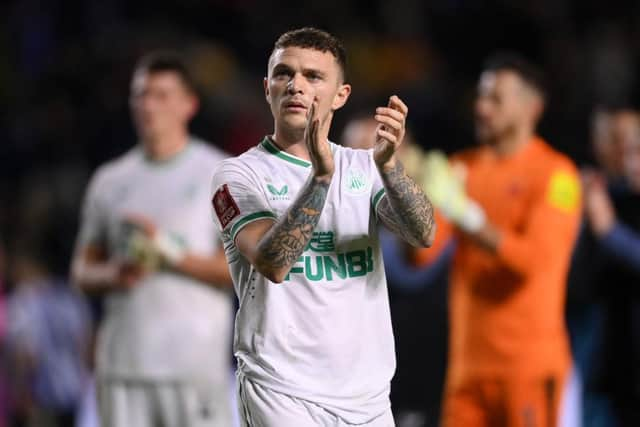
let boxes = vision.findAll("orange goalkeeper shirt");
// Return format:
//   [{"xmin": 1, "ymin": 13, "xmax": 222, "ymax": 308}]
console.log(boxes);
[{"xmin": 415, "ymin": 137, "xmax": 582, "ymax": 385}]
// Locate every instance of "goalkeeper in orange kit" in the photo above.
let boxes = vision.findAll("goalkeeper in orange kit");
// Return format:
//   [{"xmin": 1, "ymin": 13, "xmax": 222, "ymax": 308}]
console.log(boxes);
[{"xmin": 414, "ymin": 53, "xmax": 582, "ymax": 427}]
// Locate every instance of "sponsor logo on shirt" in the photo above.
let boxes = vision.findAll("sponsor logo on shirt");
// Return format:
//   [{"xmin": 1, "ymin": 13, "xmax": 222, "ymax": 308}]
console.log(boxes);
[
  {"xmin": 343, "ymin": 168, "xmax": 370, "ymax": 195},
  {"xmin": 212, "ymin": 184, "xmax": 240, "ymax": 228},
  {"xmin": 266, "ymin": 183, "xmax": 290, "ymax": 201},
  {"xmin": 282, "ymin": 231, "xmax": 376, "ymax": 282}
]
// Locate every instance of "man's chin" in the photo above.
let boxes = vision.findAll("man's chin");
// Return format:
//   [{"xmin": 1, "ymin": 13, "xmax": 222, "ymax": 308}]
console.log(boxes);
[
  {"xmin": 281, "ymin": 115, "xmax": 308, "ymax": 131},
  {"xmin": 475, "ymin": 131, "xmax": 492, "ymax": 144},
  {"xmin": 475, "ymin": 126, "xmax": 501, "ymax": 144},
  {"xmin": 138, "ymin": 128, "xmax": 163, "ymax": 142}
]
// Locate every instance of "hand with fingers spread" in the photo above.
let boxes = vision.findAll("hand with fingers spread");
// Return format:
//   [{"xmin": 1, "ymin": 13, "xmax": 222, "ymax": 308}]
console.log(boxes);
[
  {"xmin": 374, "ymin": 95, "xmax": 408, "ymax": 170},
  {"xmin": 305, "ymin": 100, "xmax": 335, "ymax": 181}
]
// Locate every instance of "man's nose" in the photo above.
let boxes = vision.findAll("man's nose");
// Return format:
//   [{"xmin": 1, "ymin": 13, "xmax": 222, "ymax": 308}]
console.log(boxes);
[
  {"xmin": 474, "ymin": 99, "xmax": 492, "ymax": 119},
  {"xmin": 136, "ymin": 93, "xmax": 155, "ymax": 111},
  {"xmin": 287, "ymin": 73, "xmax": 304, "ymax": 94}
]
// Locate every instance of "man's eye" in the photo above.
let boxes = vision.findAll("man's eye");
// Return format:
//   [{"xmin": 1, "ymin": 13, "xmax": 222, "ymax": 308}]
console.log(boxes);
[{"xmin": 274, "ymin": 69, "xmax": 292, "ymax": 78}]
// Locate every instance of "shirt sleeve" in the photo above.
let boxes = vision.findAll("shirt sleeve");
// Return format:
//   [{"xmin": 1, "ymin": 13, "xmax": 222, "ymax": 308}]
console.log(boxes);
[
  {"xmin": 75, "ymin": 168, "xmax": 108, "ymax": 249},
  {"xmin": 496, "ymin": 162, "xmax": 582, "ymax": 276},
  {"xmin": 599, "ymin": 222, "xmax": 640, "ymax": 273},
  {"xmin": 210, "ymin": 160, "xmax": 276, "ymax": 243},
  {"xmin": 369, "ymin": 151, "xmax": 387, "ymax": 218}
]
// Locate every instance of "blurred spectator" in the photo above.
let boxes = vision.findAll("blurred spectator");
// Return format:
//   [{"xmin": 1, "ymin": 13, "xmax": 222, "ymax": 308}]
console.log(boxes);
[
  {"xmin": 414, "ymin": 53, "xmax": 582, "ymax": 426},
  {"xmin": 623, "ymin": 118, "xmax": 640, "ymax": 196},
  {"xmin": 570, "ymin": 107, "xmax": 640, "ymax": 426},
  {"xmin": 590, "ymin": 108, "xmax": 625, "ymax": 181},
  {"xmin": 565, "ymin": 106, "xmax": 633, "ymax": 427},
  {"xmin": 5, "ymin": 247, "xmax": 92, "ymax": 427}
]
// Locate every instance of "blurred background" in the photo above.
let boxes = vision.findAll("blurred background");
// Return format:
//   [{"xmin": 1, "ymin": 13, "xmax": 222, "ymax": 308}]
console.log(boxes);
[{"xmin": 1, "ymin": 0, "xmax": 640, "ymax": 426}]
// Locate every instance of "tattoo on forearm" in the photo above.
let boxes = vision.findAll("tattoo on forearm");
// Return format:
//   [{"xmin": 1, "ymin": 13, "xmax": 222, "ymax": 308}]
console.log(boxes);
[
  {"xmin": 258, "ymin": 177, "xmax": 329, "ymax": 269},
  {"xmin": 378, "ymin": 161, "xmax": 435, "ymax": 246}
]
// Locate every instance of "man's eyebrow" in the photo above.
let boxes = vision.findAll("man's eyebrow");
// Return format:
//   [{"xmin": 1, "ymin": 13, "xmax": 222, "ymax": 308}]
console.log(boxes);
[
  {"xmin": 271, "ymin": 63, "xmax": 293, "ymax": 73},
  {"xmin": 302, "ymin": 68, "xmax": 326, "ymax": 76}
]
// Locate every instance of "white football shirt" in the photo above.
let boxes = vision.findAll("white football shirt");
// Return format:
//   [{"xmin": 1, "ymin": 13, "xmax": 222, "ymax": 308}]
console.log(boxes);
[
  {"xmin": 76, "ymin": 139, "xmax": 233, "ymax": 382},
  {"xmin": 210, "ymin": 137, "xmax": 395, "ymax": 424}
]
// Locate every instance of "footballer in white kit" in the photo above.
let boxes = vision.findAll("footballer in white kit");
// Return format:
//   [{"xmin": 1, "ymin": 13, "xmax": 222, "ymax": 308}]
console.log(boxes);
[
  {"xmin": 211, "ymin": 137, "xmax": 394, "ymax": 424},
  {"xmin": 78, "ymin": 140, "xmax": 233, "ymax": 426},
  {"xmin": 72, "ymin": 52, "xmax": 235, "ymax": 427},
  {"xmin": 210, "ymin": 28, "xmax": 435, "ymax": 427}
]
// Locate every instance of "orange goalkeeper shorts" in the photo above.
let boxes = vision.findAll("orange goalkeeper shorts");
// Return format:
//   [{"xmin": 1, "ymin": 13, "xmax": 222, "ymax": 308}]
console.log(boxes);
[{"xmin": 440, "ymin": 371, "xmax": 569, "ymax": 427}]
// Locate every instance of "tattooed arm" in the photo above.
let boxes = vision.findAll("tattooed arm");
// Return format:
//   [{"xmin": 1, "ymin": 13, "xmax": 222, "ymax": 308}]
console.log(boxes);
[
  {"xmin": 377, "ymin": 161, "xmax": 436, "ymax": 247},
  {"xmin": 235, "ymin": 177, "xmax": 329, "ymax": 283},
  {"xmin": 372, "ymin": 95, "xmax": 435, "ymax": 247},
  {"xmin": 234, "ymin": 101, "xmax": 335, "ymax": 283}
]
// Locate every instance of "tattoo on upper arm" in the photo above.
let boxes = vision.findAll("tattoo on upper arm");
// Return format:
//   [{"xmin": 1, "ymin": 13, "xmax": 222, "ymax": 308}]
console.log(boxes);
[
  {"xmin": 378, "ymin": 161, "xmax": 435, "ymax": 246},
  {"xmin": 258, "ymin": 178, "xmax": 329, "ymax": 268}
]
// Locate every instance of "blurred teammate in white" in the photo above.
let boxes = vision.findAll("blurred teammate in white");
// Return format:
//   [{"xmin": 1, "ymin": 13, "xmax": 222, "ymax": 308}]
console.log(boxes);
[
  {"xmin": 210, "ymin": 28, "xmax": 436, "ymax": 426},
  {"xmin": 72, "ymin": 51, "xmax": 234, "ymax": 427}
]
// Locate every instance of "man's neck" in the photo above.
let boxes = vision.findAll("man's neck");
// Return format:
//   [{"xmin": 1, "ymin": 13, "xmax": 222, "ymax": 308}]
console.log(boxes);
[
  {"xmin": 271, "ymin": 126, "xmax": 311, "ymax": 161},
  {"xmin": 492, "ymin": 127, "xmax": 534, "ymax": 156},
  {"xmin": 143, "ymin": 131, "xmax": 190, "ymax": 162}
]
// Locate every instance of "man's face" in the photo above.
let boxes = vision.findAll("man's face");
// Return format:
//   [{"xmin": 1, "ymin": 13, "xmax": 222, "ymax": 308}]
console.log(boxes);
[
  {"xmin": 624, "ymin": 139, "xmax": 640, "ymax": 192},
  {"xmin": 130, "ymin": 71, "xmax": 196, "ymax": 140},
  {"xmin": 474, "ymin": 70, "xmax": 536, "ymax": 144},
  {"xmin": 264, "ymin": 46, "xmax": 350, "ymax": 132},
  {"xmin": 613, "ymin": 112, "xmax": 640, "ymax": 191},
  {"xmin": 591, "ymin": 110, "xmax": 617, "ymax": 174},
  {"xmin": 341, "ymin": 118, "xmax": 378, "ymax": 150}
]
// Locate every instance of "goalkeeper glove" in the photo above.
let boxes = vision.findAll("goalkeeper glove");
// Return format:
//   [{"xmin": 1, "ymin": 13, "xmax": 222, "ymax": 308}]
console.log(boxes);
[
  {"xmin": 422, "ymin": 150, "xmax": 486, "ymax": 233},
  {"xmin": 126, "ymin": 228, "xmax": 187, "ymax": 269}
]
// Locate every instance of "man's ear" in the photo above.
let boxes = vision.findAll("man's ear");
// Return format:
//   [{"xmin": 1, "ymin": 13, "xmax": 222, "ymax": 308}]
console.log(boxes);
[
  {"xmin": 264, "ymin": 77, "xmax": 271, "ymax": 104},
  {"xmin": 331, "ymin": 83, "xmax": 352, "ymax": 111},
  {"xmin": 186, "ymin": 95, "xmax": 199, "ymax": 121},
  {"xmin": 529, "ymin": 92, "xmax": 545, "ymax": 124}
]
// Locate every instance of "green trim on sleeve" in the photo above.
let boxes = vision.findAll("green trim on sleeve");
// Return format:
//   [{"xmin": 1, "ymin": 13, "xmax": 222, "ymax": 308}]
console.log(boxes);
[
  {"xmin": 372, "ymin": 188, "xmax": 386, "ymax": 217},
  {"xmin": 230, "ymin": 210, "xmax": 277, "ymax": 242}
]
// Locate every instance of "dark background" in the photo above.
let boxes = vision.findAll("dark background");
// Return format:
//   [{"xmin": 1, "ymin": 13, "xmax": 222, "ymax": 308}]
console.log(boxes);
[
  {"xmin": 1, "ymin": 2, "xmax": 639, "ymax": 425},
  {"xmin": 2, "ymin": 0, "xmax": 639, "ymax": 274}
]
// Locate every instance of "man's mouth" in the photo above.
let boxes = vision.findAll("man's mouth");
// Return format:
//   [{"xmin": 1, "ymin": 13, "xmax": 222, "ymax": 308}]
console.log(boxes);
[{"xmin": 284, "ymin": 101, "xmax": 307, "ymax": 112}]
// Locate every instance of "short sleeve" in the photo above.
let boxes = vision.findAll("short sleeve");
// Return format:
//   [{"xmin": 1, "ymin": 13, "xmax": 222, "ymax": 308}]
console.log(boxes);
[
  {"xmin": 210, "ymin": 160, "xmax": 276, "ymax": 243},
  {"xmin": 75, "ymin": 169, "xmax": 108, "ymax": 249},
  {"xmin": 369, "ymin": 151, "xmax": 386, "ymax": 217}
]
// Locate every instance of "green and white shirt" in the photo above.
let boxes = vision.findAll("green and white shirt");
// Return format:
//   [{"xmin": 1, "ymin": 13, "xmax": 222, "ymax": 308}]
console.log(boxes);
[
  {"xmin": 76, "ymin": 139, "xmax": 233, "ymax": 382},
  {"xmin": 210, "ymin": 137, "xmax": 395, "ymax": 424}
]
